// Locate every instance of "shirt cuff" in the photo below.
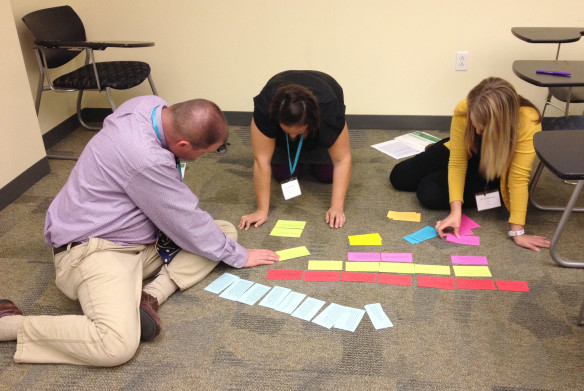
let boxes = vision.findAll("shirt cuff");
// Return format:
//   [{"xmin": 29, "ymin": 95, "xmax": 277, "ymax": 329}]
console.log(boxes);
[{"xmin": 220, "ymin": 239, "xmax": 248, "ymax": 268}]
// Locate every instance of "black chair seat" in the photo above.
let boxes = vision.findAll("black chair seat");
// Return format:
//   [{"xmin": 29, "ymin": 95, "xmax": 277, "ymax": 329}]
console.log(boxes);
[{"xmin": 53, "ymin": 61, "xmax": 151, "ymax": 90}]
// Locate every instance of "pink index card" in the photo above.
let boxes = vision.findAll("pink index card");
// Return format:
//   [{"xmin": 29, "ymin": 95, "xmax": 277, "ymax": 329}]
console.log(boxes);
[
  {"xmin": 446, "ymin": 233, "xmax": 480, "ymax": 246},
  {"xmin": 347, "ymin": 252, "xmax": 381, "ymax": 262},
  {"xmin": 381, "ymin": 253, "xmax": 413, "ymax": 263},
  {"xmin": 451, "ymin": 255, "xmax": 488, "ymax": 265},
  {"xmin": 495, "ymin": 280, "xmax": 529, "ymax": 292},
  {"xmin": 461, "ymin": 214, "xmax": 481, "ymax": 229}
]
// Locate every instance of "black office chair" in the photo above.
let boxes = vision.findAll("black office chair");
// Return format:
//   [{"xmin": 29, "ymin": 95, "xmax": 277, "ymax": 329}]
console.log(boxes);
[{"xmin": 22, "ymin": 6, "xmax": 158, "ymax": 138}]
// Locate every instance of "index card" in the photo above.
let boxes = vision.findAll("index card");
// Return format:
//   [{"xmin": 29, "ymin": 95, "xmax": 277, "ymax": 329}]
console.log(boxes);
[
  {"xmin": 276, "ymin": 246, "xmax": 310, "ymax": 261},
  {"xmin": 274, "ymin": 220, "xmax": 306, "ymax": 229},
  {"xmin": 219, "ymin": 279, "xmax": 255, "ymax": 301},
  {"xmin": 495, "ymin": 280, "xmax": 529, "ymax": 292},
  {"xmin": 414, "ymin": 264, "xmax": 451, "ymax": 275},
  {"xmin": 348, "ymin": 233, "xmax": 382, "ymax": 246},
  {"xmin": 345, "ymin": 262, "xmax": 380, "ymax": 272},
  {"xmin": 204, "ymin": 273, "xmax": 240, "ymax": 294},
  {"xmin": 364, "ymin": 303, "xmax": 394, "ymax": 329},
  {"xmin": 456, "ymin": 279, "xmax": 496, "ymax": 290},
  {"xmin": 274, "ymin": 291, "xmax": 307, "ymax": 314},
  {"xmin": 451, "ymin": 255, "xmax": 488, "ymax": 265},
  {"xmin": 291, "ymin": 297, "xmax": 326, "ymax": 321},
  {"xmin": 270, "ymin": 227, "xmax": 303, "ymax": 237},
  {"xmin": 453, "ymin": 265, "xmax": 492, "ymax": 277},
  {"xmin": 266, "ymin": 269, "xmax": 304, "ymax": 280},
  {"xmin": 237, "ymin": 283, "xmax": 272, "ymax": 305},
  {"xmin": 308, "ymin": 260, "xmax": 344, "ymax": 271},
  {"xmin": 258, "ymin": 286, "xmax": 292, "ymax": 309},
  {"xmin": 446, "ymin": 234, "xmax": 480, "ymax": 246},
  {"xmin": 417, "ymin": 276, "xmax": 456, "ymax": 290},
  {"xmin": 378, "ymin": 262, "xmax": 415, "ymax": 274},
  {"xmin": 347, "ymin": 252, "xmax": 381, "ymax": 262},
  {"xmin": 312, "ymin": 303, "xmax": 347, "ymax": 329},
  {"xmin": 334, "ymin": 307, "xmax": 366, "ymax": 332},
  {"xmin": 387, "ymin": 211, "xmax": 421, "ymax": 222},
  {"xmin": 381, "ymin": 253, "xmax": 413, "ymax": 263}
]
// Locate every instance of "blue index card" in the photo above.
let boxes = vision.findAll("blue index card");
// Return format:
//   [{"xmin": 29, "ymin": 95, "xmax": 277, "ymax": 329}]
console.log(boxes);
[
  {"xmin": 312, "ymin": 303, "xmax": 347, "ymax": 329},
  {"xmin": 334, "ymin": 307, "xmax": 366, "ymax": 332},
  {"xmin": 219, "ymin": 279, "xmax": 254, "ymax": 301},
  {"xmin": 204, "ymin": 273, "xmax": 240, "ymax": 294},
  {"xmin": 403, "ymin": 226, "xmax": 438, "ymax": 244},
  {"xmin": 291, "ymin": 297, "xmax": 326, "ymax": 321},
  {"xmin": 274, "ymin": 291, "xmax": 307, "ymax": 314},
  {"xmin": 364, "ymin": 303, "xmax": 394, "ymax": 329},
  {"xmin": 237, "ymin": 283, "xmax": 271, "ymax": 305},
  {"xmin": 258, "ymin": 286, "xmax": 292, "ymax": 309}
]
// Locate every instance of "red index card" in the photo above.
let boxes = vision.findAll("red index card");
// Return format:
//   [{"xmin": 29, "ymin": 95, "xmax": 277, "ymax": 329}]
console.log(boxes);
[
  {"xmin": 456, "ymin": 278, "xmax": 496, "ymax": 290},
  {"xmin": 495, "ymin": 280, "xmax": 529, "ymax": 292},
  {"xmin": 340, "ymin": 272, "xmax": 377, "ymax": 283},
  {"xmin": 417, "ymin": 276, "xmax": 456, "ymax": 290},
  {"xmin": 304, "ymin": 271, "xmax": 340, "ymax": 282},
  {"xmin": 378, "ymin": 274, "xmax": 413, "ymax": 286},
  {"xmin": 266, "ymin": 269, "xmax": 303, "ymax": 280}
]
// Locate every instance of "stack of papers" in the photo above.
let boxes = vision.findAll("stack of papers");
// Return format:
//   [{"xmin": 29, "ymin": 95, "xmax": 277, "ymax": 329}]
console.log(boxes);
[
  {"xmin": 372, "ymin": 131, "xmax": 441, "ymax": 159},
  {"xmin": 387, "ymin": 210, "xmax": 421, "ymax": 222},
  {"xmin": 403, "ymin": 226, "xmax": 438, "ymax": 244}
]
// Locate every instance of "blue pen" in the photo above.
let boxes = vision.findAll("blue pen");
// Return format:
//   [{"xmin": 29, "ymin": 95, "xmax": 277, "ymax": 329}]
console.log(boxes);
[{"xmin": 536, "ymin": 70, "xmax": 572, "ymax": 77}]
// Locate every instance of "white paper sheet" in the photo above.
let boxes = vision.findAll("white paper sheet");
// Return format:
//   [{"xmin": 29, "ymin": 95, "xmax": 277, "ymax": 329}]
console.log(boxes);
[
  {"xmin": 204, "ymin": 273, "xmax": 240, "ymax": 294},
  {"xmin": 364, "ymin": 303, "xmax": 394, "ymax": 329}
]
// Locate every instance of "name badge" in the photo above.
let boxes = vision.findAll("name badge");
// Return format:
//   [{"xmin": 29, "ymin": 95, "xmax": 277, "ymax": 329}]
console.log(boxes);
[
  {"xmin": 475, "ymin": 189, "xmax": 501, "ymax": 211},
  {"xmin": 281, "ymin": 177, "xmax": 301, "ymax": 200}
]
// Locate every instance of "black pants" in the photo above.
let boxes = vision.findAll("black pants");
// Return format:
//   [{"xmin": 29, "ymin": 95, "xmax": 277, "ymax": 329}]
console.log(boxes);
[{"xmin": 389, "ymin": 138, "xmax": 499, "ymax": 210}]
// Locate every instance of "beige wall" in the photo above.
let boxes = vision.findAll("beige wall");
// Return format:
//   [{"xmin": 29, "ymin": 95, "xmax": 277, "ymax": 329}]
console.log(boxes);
[
  {"xmin": 8, "ymin": 0, "xmax": 584, "ymax": 137},
  {"xmin": 0, "ymin": 0, "xmax": 46, "ymax": 188}
]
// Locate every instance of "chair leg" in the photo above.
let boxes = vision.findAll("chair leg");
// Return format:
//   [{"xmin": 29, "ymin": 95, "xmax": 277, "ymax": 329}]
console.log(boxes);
[
  {"xmin": 579, "ymin": 298, "xmax": 584, "ymax": 326},
  {"xmin": 148, "ymin": 74, "xmax": 158, "ymax": 96},
  {"xmin": 529, "ymin": 161, "xmax": 584, "ymax": 212},
  {"xmin": 541, "ymin": 90, "xmax": 553, "ymax": 117},
  {"xmin": 76, "ymin": 90, "xmax": 101, "ymax": 131},
  {"xmin": 105, "ymin": 87, "xmax": 117, "ymax": 112}
]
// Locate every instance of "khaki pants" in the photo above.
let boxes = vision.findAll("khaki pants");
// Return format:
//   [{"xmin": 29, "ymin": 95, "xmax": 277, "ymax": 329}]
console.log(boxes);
[{"xmin": 14, "ymin": 220, "xmax": 237, "ymax": 366}]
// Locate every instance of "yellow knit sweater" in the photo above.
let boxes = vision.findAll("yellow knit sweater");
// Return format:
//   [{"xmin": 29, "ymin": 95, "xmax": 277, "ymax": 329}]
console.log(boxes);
[{"xmin": 445, "ymin": 98, "xmax": 541, "ymax": 225}]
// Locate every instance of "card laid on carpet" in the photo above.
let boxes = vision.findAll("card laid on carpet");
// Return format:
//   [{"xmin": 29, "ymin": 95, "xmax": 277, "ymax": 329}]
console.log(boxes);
[
  {"xmin": 270, "ymin": 220, "xmax": 306, "ymax": 237},
  {"xmin": 334, "ymin": 307, "xmax": 366, "ymax": 332},
  {"xmin": 451, "ymin": 255, "xmax": 488, "ymax": 265},
  {"xmin": 446, "ymin": 233, "xmax": 480, "ymax": 246},
  {"xmin": 219, "ymin": 279, "xmax": 255, "ymax": 301},
  {"xmin": 381, "ymin": 252, "xmax": 413, "ymax": 263},
  {"xmin": 414, "ymin": 264, "xmax": 451, "ymax": 275},
  {"xmin": 456, "ymin": 279, "xmax": 496, "ymax": 290},
  {"xmin": 417, "ymin": 276, "xmax": 456, "ymax": 290},
  {"xmin": 348, "ymin": 233, "xmax": 382, "ymax": 245},
  {"xmin": 340, "ymin": 272, "xmax": 377, "ymax": 283},
  {"xmin": 266, "ymin": 269, "xmax": 303, "ymax": 280},
  {"xmin": 237, "ymin": 283, "xmax": 272, "ymax": 305},
  {"xmin": 379, "ymin": 262, "xmax": 415, "ymax": 274},
  {"xmin": 304, "ymin": 271, "xmax": 340, "ymax": 282},
  {"xmin": 453, "ymin": 265, "xmax": 492, "ymax": 277},
  {"xmin": 347, "ymin": 252, "xmax": 381, "ymax": 262},
  {"xmin": 291, "ymin": 297, "xmax": 326, "ymax": 321},
  {"xmin": 276, "ymin": 246, "xmax": 310, "ymax": 261},
  {"xmin": 274, "ymin": 291, "xmax": 307, "ymax": 314},
  {"xmin": 378, "ymin": 274, "xmax": 413, "ymax": 286},
  {"xmin": 403, "ymin": 226, "xmax": 438, "ymax": 244},
  {"xmin": 495, "ymin": 280, "xmax": 529, "ymax": 292},
  {"xmin": 308, "ymin": 260, "xmax": 344, "ymax": 271},
  {"xmin": 345, "ymin": 261, "xmax": 380, "ymax": 272},
  {"xmin": 387, "ymin": 210, "xmax": 421, "ymax": 222},
  {"xmin": 204, "ymin": 272, "xmax": 240, "ymax": 294},
  {"xmin": 364, "ymin": 303, "xmax": 394, "ymax": 329},
  {"xmin": 312, "ymin": 303, "xmax": 347, "ymax": 329},
  {"xmin": 259, "ymin": 286, "xmax": 292, "ymax": 308}
]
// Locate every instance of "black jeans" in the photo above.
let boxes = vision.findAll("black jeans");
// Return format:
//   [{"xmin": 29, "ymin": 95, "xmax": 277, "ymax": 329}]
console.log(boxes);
[{"xmin": 389, "ymin": 138, "xmax": 499, "ymax": 210}]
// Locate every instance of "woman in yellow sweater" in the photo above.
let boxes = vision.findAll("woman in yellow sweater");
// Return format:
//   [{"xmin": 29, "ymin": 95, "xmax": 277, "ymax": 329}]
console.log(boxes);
[{"xmin": 390, "ymin": 77, "xmax": 550, "ymax": 251}]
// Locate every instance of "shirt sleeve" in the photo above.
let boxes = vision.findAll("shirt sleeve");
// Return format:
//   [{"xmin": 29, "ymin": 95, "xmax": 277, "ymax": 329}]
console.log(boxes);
[
  {"xmin": 504, "ymin": 107, "xmax": 542, "ymax": 225},
  {"xmin": 448, "ymin": 99, "xmax": 470, "ymax": 204},
  {"xmin": 252, "ymin": 92, "xmax": 278, "ymax": 138},
  {"xmin": 124, "ymin": 161, "xmax": 248, "ymax": 268}
]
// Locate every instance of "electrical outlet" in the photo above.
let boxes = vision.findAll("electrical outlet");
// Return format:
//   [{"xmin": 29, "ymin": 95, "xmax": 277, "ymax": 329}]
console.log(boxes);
[{"xmin": 456, "ymin": 51, "xmax": 469, "ymax": 71}]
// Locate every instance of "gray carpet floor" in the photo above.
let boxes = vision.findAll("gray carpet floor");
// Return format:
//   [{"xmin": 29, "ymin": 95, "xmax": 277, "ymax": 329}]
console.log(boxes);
[{"xmin": 1, "ymin": 125, "xmax": 583, "ymax": 391}]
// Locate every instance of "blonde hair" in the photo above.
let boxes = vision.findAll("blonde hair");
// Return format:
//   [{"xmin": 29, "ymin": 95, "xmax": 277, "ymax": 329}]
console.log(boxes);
[{"xmin": 465, "ymin": 77, "xmax": 540, "ymax": 180}]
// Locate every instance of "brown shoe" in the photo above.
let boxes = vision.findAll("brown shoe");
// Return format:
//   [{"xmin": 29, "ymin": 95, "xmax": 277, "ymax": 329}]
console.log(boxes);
[
  {"xmin": 139, "ymin": 292, "xmax": 160, "ymax": 341},
  {"xmin": 0, "ymin": 300, "xmax": 23, "ymax": 318}
]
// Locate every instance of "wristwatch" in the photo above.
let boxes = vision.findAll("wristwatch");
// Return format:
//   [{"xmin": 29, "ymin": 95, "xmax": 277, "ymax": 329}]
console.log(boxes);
[{"xmin": 508, "ymin": 229, "xmax": 525, "ymax": 237}]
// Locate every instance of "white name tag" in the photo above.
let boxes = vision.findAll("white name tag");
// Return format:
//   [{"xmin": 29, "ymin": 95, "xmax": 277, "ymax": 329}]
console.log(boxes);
[
  {"xmin": 281, "ymin": 177, "xmax": 301, "ymax": 200},
  {"xmin": 475, "ymin": 189, "xmax": 501, "ymax": 211}
]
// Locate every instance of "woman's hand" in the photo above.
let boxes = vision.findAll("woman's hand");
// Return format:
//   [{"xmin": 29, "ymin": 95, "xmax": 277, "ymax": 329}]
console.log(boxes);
[
  {"xmin": 325, "ymin": 207, "xmax": 346, "ymax": 228},
  {"xmin": 512, "ymin": 234, "xmax": 551, "ymax": 252},
  {"xmin": 238, "ymin": 210, "xmax": 269, "ymax": 230},
  {"xmin": 435, "ymin": 212, "xmax": 461, "ymax": 238}
]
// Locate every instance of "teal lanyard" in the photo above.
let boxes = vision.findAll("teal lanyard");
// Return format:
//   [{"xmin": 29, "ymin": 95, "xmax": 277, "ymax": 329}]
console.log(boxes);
[
  {"xmin": 285, "ymin": 133, "xmax": 304, "ymax": 175},
  {"xmin": 151, "ymin": 107, "xmax": 182, "ymax": 182}
]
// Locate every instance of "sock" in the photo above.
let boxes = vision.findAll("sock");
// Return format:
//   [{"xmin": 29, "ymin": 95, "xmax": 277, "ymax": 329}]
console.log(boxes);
[
  {"xmin": 143, "ymin": 273, "xmax": 178, "ymax": 306},
  {"xmin": 0, "ymin": 315, "xmax": 24, "ymax": 341}
]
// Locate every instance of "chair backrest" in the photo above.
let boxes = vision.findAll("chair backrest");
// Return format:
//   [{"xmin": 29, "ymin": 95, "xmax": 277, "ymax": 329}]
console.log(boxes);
[{"xmin": 22, "ymin": 6, "xmax": 86, "ymax": 69}]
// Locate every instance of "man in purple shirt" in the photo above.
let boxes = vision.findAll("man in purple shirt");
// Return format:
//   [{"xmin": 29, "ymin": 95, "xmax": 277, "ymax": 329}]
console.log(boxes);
[{"xmin": 0, "ymin": 96, "xmax": 279, "ymax": 366}]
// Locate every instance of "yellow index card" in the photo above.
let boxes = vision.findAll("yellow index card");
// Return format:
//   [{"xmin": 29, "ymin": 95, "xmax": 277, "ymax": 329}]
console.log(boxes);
[
  {"xmin": 414, "ymin": 264, "xmax": 451, "ymax": 275},
  {"xmin": 308, "ymin": 260, "xmax": 344, "ymax": 271},
  {"xmin": 453, "ymin": 265, "xmax": 492, "ymax": 277},
  {"xmin": 348, "ymin": 233, "xmax": 382, "ymax": 246},
  {"xmin": 276, "ymin": 246, "xmax": 310, "ymax": 261},
  {"xmin": 387, "ymin": 211, "xmax": 421, "ymax": 222},
  {"xmin": 378, "ymin": 262, "xmax": 415, "ymax": 274},
  {"xmin": 270, "ymin": 227, "xmax": 303, "ymax": 238},
  {"xmin": 274, "ymin": 220, "xmax": 307, "ymax": 229},
  {"xmin": 345, "ymin": 262, "xmax": 380, "ymax": 272}
]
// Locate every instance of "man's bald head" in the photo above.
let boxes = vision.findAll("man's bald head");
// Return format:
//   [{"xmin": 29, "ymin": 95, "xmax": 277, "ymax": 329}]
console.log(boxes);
[{"xmin": 168, "ymin": 99, "xmax": 228, "ymax": 149}]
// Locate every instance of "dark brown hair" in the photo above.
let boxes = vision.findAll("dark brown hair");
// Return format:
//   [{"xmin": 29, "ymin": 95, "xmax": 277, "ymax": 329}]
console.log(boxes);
[{"xmin": 268, "ymin": 84, "xmax": 320, "ymax": 136}]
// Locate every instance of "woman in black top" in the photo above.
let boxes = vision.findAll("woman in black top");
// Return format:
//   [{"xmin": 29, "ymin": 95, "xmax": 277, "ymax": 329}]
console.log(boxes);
[{"xmin": 238, "ymin": 70, "xmax": 351, "ymax": 230}]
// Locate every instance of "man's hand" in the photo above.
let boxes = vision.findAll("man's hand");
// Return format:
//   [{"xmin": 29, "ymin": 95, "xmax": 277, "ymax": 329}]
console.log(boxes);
[
  {"xmin": 244, "ymin": 249, "xmax": 280, "ymax": 267},
  {"xmin": 238, "ymin": 210, "xmax": 269, "ymax": 230},
  {"xmin": 325, "ymin": 207, "xmax": 346, "ymax": 228},
  {"xmin": 512, "ymin": 234, "xmax": 551, "ymax": 252}
]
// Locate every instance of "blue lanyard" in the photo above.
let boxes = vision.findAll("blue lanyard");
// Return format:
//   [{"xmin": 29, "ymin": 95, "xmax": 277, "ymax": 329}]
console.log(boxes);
[
  {"xmin": 285, "ymin": 133, "xmax": 304, "ymax": 175},
  {"xmin": 151, "ymin": 107, "xmax": 182, "ymax": 182}
]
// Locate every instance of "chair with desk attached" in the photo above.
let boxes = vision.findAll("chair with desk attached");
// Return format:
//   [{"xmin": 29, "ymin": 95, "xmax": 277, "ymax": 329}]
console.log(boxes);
[{"xmin": 22, "ymin": 5, "xmax": 158, "ymax": 159}]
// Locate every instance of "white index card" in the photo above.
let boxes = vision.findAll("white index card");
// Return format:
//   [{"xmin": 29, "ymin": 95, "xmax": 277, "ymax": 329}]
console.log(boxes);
[
  {"xmin": 291, "ymin": 297, "xmax": 326, "ymax": 321},
  {"xmin": 364, "ymin": 303, "xmax": 394, "ymax": 329},
  {"xmin": 204, "ymin": 273, "xmax": 240, "ymax": 294},
  {"xmin": 334, "ymin": 307, "xmax": 366, "ymax": 332},
  {"xmin": 312, "ymin": 303, "xmax": 347, "ymax": 329},
  {"xmin": 218, "ymin": 279, "xmax": 254, "ymax": 301},
  {"xmin": 274, "ymin": 291, "xmax": 307, "ymax": 314},
  {"xmin": 237, "ymin": 283, "xmax": 271, "ymax": 305},
  {"xmin": 258, "ymin": 286, "xmax": 292, "ymax": 309}
]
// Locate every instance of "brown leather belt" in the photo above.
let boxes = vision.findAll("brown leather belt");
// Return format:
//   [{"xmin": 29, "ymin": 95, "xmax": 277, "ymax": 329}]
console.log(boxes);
[{"xmin": 53, "ymin": 242, "xmax": 82, "ymax": 256}]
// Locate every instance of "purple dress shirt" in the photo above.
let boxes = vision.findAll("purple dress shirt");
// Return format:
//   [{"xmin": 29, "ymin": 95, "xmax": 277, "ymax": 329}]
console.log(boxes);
[{"xmin": 44, "ymin": 95, "xmax": 247, "ymax": 268}]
